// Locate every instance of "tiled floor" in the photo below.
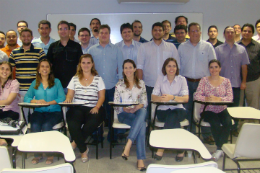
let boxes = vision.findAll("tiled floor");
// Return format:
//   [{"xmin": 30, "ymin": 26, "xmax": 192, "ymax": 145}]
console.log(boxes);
[{"xmin": 5, "ymin": 128, "xmax": 260, "ymax": 173}]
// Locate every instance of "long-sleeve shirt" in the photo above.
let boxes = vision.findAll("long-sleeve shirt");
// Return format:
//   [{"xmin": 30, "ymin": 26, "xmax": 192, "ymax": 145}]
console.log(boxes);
[
  {"xmin": 24, "ymin": 78, "xmax": 65, "ymax": 112},
  {"xmin": 194, "ymin": 77, "xmax": 233, "ymax": 113}
]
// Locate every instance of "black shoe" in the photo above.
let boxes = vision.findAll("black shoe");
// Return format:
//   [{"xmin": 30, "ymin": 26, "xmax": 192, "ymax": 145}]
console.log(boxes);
[
  {"xmin": 203, "ymin": 136, "xmax": 214, "ymax": 145},
  {"xmin": 175, "ymin": 154, "xmax": 184, "ymax": 162},
  {"xmin": 137, "ymin": 162, "xmax": 146, "ymax": 172},
  {"xmin": 121, "ymin": 147, "xmax": 129, "ymax": 160},
  {"xmin": 154, "ymin": 154, "xmax": 162, "ymax": 161}
]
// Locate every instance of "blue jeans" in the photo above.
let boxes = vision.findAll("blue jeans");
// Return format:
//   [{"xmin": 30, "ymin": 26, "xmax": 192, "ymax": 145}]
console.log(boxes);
[{"xmin": 118, "ymin": 108, "xmax": 147, "ymax": 160}]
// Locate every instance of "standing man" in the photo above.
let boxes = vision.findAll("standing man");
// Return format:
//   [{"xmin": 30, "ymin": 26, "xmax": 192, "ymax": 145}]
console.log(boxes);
[
  {"xmin": 162, "ymin": 20, "xmax": 176, "ymax": 43},
  {"xmin": 47, "ymin": 20, "xmax": 82, "ymax": 93},
  {"xmin": 207, "ymin": 25, "xmax": 223, "ymax": 48},
  {"xmin": 32, "ymin": 20, "xmax": 55, "ymax": 54},
  {"xmin": 252, "ymin": 19, "xmax": 260, "ymax": 43},
  {"xmin": 215, "ymin": 26, "xmax": 249, "ymax": 137},
  {"xmin": 17, "ymin": 20, "xmax": 28, "ymax": 46},
  {"xmin": 87, "ymin": 24, "xmax": 123, "ymax": 142},
  {"xmin": 78, "ymin": 27, "xmax": 93, "ymax": 54},
  {"xmin": 1, "ymin": 30, "xmax": 20, "ymax": 56},
  {"xmin": 238, "ymin": 24, "xmax": 260, "ymax": 118},
  {"xmin": 132, "ymin": 20, "xmax": 148, "ymax": 43},
  {"xmin": 234, "ymin": 24, "xmax": 242, "ymax": 42},
  {"xmin": 115, "ymin": 23, "xmax": 141, "ymax": 64},
  {"xmin": 171, "ymin": 16, "xmax": 190, "ymax": 39},
  {"xmin": 178, "ymin": 23, "xmax": 216, "ymax": 143},
  {"xmin": 172, "ymin": 25, "xmax": 188, "ymax": 49},
  {"xmin": 0, "ymin": 31, "xmax": 5, "ymax": 49},
  {"xmin": 89, "ymin": 18, "xmax": 101, "ymax": 45},
  {"xmin": 137, "ymin": 22, "xmax": 179, "ymax": 114},
  {"xmin": 69, "ymin": 23, "xmax": 79, "ymax": 43}
]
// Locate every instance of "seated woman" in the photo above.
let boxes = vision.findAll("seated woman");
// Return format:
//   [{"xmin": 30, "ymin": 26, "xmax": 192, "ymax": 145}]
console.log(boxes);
[
  {"xmin": 0, "ymin": 62, "xmax": 20, "ymax": 146},
  {"xmin": 24, "ymin": 59, "xmax": 66, "ymax": 165},
  {"xmin": 152, "ymin": 58, "xmax": 189, "ymax": 162},
  {"xmin": 64, "ymin": 54, "xmax": 105, "ymax": 163},
  {"xmin": 114, "ymin": 59, "xmax": 147, "ymax": 171},
  {"xmin": 194, "ymin": 59, "xmax": 233, "ymax": 161}
]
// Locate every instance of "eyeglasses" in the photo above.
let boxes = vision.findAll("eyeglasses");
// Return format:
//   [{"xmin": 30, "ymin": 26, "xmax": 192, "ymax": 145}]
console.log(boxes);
[{"xmin": 79, "ymin": 35, "xmax": 90, "ymax": 37}]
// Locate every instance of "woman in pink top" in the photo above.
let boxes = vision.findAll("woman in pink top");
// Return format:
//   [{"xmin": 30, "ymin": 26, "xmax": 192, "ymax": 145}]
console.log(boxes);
[
  {"xmin": 194, "ymin": 59, "xmax": 233, "ymax": 161},
  {"xmin": 0, "ymin": 62, "xmax": 20, "ymax": 146}
]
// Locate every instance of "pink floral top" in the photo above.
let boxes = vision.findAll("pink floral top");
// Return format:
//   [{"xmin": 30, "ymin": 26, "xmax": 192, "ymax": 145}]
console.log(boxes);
[{"xmin": 194, "ymin": 77, "xmax": 233, "ymax": 113}]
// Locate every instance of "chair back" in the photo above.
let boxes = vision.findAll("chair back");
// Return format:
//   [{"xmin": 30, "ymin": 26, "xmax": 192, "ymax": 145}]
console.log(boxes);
[
  {"xmin": 234, "ymin": 123, "xmax": 260, "ymax": 158},
  {"xmin": 147, "ymin": 161, "xmax": 218, "ymax": 173},
  {"xmin": 1, "ymin": 163, "xmax": 73, "ymax": 173},
  {"xmin": 0, "ymin": 146, "xmax": 11, "ymax": 171},
  {"xmin": 114, "ymin": 110, "xmax": 119, "ymax": 123},
  {"xmin": 193, "ymin": 101, "xmax": 202, "ymax": 123}
]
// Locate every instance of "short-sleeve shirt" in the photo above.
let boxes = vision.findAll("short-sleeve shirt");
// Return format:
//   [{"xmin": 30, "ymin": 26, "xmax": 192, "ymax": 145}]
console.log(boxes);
[
  {"xmin": 67, "ymin": 75, "xmax": 105, "ymax": 107},
  {"xmin": 32, "ymin": 37, "xmax": 56, "ymax": 54},
  {"xmin": 152, "ymin": 75, "xmax": 189, "ymax": 110}
]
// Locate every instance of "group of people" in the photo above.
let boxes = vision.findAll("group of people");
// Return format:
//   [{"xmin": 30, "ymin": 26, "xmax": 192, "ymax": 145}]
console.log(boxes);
[{"xmin": 0, "ymin": 15, "xmax": 259, "ymax": 171}]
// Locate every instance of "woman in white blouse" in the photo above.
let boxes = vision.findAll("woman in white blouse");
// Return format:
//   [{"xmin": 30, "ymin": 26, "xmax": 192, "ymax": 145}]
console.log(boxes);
[
  {"xmin": 64, "ymin": 54, "xmax": 105, "ymax": 163},
  {"xmin": 114, "ymin": 59, "xmax": 147, "ymax": 171}
]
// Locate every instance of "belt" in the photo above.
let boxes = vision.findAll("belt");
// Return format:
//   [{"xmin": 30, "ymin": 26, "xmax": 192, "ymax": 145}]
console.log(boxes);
[{"xmin": 185, "ymin": 77, "xmax": 201, "ymax": 82}]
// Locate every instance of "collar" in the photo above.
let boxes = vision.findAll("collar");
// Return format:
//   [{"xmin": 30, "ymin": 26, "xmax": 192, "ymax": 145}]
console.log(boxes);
[
  {"xmin": 5, "ymin": 44, "xmax": 19, "ymax": 51},
  {"xmin": 238, "ymin": 39, "xmax": 255, "ymax": 46},
  {"xmin": 188, "ymin": 40, "xmax": 201, "ymax": 46},
  {"xmin": 162, "ymin": 75, "xmax": 178, "ymax": 83},
  {"xmin": 20, "ymin": 44, "xmax": 34, "ymax": 51},
  {"xmin": 97, "ymin": 42, "xmax": 112, "ymax": 48},
  {"xmin": 152, "ymin": 39, "xmax": 165, "ymax": 46},
  {"xmin": 122, "ymin": 40, "xmax": 135, "ymax": 47}
]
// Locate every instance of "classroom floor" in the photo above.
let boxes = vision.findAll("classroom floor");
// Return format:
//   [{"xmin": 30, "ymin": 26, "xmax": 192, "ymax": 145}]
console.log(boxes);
[{"xmin": 6, "ymin": 127, "xmax": 260, "ymax": 173}]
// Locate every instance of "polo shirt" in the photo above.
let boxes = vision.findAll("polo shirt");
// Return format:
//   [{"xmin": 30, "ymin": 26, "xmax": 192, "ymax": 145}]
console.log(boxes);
[
  {"xmin": 32, "ymin": 37, "xmax": 56, "ymax": 54},
  {"xmin": 139, "ymin": 37, "xmax": 148, "ymax": 43},
  {"xmin": 9, "ymin": 44, "xmax": 46, "ymax": 91},
  {"xmin": 207, "ymin": 39, "xmax": 223, "ymax": 48},
  {"xmin": 164, "ymin": 34, "xmax": 176, "ymax": 43},
  {"xmin": 1, "ymin": 44, "xmax": 20, "ymax": 56},
  {"xmin": 172, "ymin": 39, "xmax": 189, "ymax": 49}
]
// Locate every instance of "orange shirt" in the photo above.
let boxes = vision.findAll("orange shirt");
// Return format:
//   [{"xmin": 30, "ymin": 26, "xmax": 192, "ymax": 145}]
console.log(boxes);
[{"xmin": 1, "ymin": 44, "xmax": 20, "ymax": 57}]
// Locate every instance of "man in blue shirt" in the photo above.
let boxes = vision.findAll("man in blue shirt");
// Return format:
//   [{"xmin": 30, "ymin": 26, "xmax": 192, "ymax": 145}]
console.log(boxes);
[
  {"xmin": 87, "ymin": 24, "xmax": 123, "ymax": 142},
  {"xmin": 132, "ymin": 20, "xmax": 148, "ymax": 43},
  {"xmin": 89, "ymin": 18, "xmax": 101, "ymax": 45},
  {"xmin": 78, "ymin": 27, "xmax": 94, "ymax": 54},
  {"xmin": 32, "ymin": 20, "xmax": 56, "ymax": 54}
]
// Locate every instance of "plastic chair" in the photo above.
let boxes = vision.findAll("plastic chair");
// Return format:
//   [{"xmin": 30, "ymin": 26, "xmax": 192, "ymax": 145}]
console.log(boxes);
[
  {"xmin": 0, "ymin": 146, "xmax": 12, "ymax": 171},
  {"xmin": 222, "ymin": 123, "xmax": 260, "ymax": 173}
]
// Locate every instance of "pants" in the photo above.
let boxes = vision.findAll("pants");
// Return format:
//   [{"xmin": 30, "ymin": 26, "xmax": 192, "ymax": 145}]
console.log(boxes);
[
  {"xmin": 67, "ymin": 106, "xmax": 104, "ymax": 153},
  {"xmin": 157, "ymin": 108, "xmax": 186, "ymax": 129},
  {"xmin": 0, "ymin": 110, "xmax": 19, "ymax": 120},
  {"xmin": 203, "ymin": 109, "xmax": 232, "ymax": 150},
  {"xmin": 230, "ymin": 87, "xmax": 241, "ymax": 130},
  {"xmin": 118, "ymin": 108, "xmax": 147, "ymax": 160}
]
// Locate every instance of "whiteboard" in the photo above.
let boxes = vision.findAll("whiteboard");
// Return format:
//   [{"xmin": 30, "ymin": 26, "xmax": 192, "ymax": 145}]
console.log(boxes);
[{"xmin": 47, "ymin": 13, "xmax": 203, "ymax": 44}]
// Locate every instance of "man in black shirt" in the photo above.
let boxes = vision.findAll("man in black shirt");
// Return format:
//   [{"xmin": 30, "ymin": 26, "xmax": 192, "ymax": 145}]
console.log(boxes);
[
  {"xmin": 207, "ymin": 25, "xmax": 223, "ymax": 48},
  {"xmin": 47, "ymin": 20, "xmax": 83, "ymax": 93}
]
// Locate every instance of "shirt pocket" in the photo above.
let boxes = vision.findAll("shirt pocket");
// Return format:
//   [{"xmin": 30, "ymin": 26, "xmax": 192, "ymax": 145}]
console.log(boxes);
[{"xmin": 199, "ymin": 51, "xmax": 207, "ymax": 62}]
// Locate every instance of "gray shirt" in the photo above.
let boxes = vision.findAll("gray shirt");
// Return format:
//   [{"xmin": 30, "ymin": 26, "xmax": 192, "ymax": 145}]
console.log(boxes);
[
  {"xmin": 178, "ymin": 40, "xmax": 216, "ymax": 79},
  {"xmin": 0, "ymin": 50, "xmax": 8, "ymax": 62}
]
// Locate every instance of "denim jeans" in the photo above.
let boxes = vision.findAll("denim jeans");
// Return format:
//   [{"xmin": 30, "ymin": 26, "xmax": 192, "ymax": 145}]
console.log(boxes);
[
  {"xmin": 157, "ymin": 108, "xmax": 186, "ymax": 129},
  {"xmin": 118, "ymin": 108, "xmax": 147, "ymax": 160}
]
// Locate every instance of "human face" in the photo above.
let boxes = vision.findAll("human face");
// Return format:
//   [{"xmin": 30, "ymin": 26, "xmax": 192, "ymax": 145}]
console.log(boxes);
[
  {"xmin": 78, "ymin": 31, "xmax": 90, "ymax": 44},
  {"xmin": 242, "ymin": 26, "xmax": 253, "ymax": 40},
  {"xmin": 176, "ymin": 17, "xmax": 187, "ymax": 26},
  {"xmin": 188, "ymin": 25, "xmax": 201, "ymax": 43},
  {"xmin": 38, "ymin": 24, "xmax": 51, "ymax": 38},
  {"xmin": 0, "ymin": 64, "xmax": 11, "ymax": 80},
  {"xmin": 208, "ymin": 28, "xmax": 218, "ymax": 40},
  {"xmin": 99, "ymin": 28, "xmax": 110, "ymax": 44},
  {"xmin": 224, "ymin": 27, "xmax": 235, "ymax": 42},
  {"xmin": 163, "ymin": 22, "xmax": 172, "ymax": 35},
  {"xmin": 69, "ymin": 26, "xmax": 76, "ymax": 38},
  {"xmin": 17, "ymin": 22, "xmax": 27, "ymax": 34},
  {"xmin": 6, "ymin": 31, "xmax": 17, "ymax": 46},
  {"xmin": 234, "ymin": 25, "xmax": 241, "ymax": 35},
  {"xmin": 209, "ymin": 62, "xmax": 221, "ymax": 76},
  {"xmin": 58, "ymin": 24, "xmax": 69, "ymax": 39},
  {"xmin": 123, "ymin": 62, "xmax": 136, "ymax": 78},
  {"xmin": 256, "ymin": 23, "xmax": 260, "ymax": 35},
  {"xmin": 90, "ymin": 19, "xmax": 100, "ymax": 33},
  {"xmin": 39, "ymin": 61, "xmax": 50, "ymax": 77},
  {"xmin": 152, "ymin": 26, "xmax": 164, "ymax": 41},
  {"xmin": 166, "ymin": 61, "xmax": 177, "ymax": 77},
  {"xmin": 133, "ymin": 22, "xmax": 142, "ymax": 37},
  {"xmin": 80, "ymin": 57, "xmax": 93, "ymax": 73},
  {"xmin": 0, "ymin": 33, "xmax": 5, "ymax": 48},
  {"xmin": 20, "ymin": 31, "xmax": 32, "ymax": 46},
  {"xmin": 175, "ymin": 29, "xmax": 186, "ymax": 43},
  {"xmin": 121, "ymin": 28, "xmax": 133, "ymax": 42}
]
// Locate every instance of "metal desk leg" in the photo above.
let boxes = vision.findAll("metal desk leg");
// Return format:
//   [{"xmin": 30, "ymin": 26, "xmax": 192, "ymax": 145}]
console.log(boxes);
[
  {"xmin": 12, "ymin": 147, "xmax": 17, "ymax": 168},
  {"xmin": 22, "ymin": 153, "xmax": 25, "ymax": 168},
  {"xmin": 192, "ymin": 151, "xmax": 197, "ymax": 163}
]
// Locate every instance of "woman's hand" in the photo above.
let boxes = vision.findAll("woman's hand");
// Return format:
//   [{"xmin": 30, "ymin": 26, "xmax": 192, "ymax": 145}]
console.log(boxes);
[
  {"xmin": 90, "ymin": 107, "xmax": 99, "ymax": 114},
  {"xmin": 206, "ymin": 95, "xmax": 222, "ymax": 101},
  {"xmin": 64, "ymin": 98, "xmax": 72, "ymax": 103},
  {"xmin": 160, "ymin": 94, "xmax": 173, "ymax": 102},
  {"xmin": 123, "ymin": 107, "xmax": 131, "ymax": 113},
  {"xmin": 36, "ymin": 99, "xmax": 48, "ymax": 104}
]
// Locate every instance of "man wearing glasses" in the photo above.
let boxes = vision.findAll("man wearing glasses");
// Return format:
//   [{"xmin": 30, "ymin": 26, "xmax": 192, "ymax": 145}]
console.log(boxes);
[{"xmin": 78, "ymin": 27, "xmax": 94, "ymax": 54}]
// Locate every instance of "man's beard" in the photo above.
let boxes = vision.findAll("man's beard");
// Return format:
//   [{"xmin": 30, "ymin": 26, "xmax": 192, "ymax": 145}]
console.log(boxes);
[
  {"xmin": 94, "ymin": 29, "xmax": 98, "ymax": 32},
  {"xmin": 8, "ymin": 43, "xmax": 17, "ymax": 47},
  {"xmin": 134, "ymin": 33, "xmax": 140, "ymax": 37},
  {"xmin": 22, "ymin": 42, "xmax": 31, "ymax": 46}
]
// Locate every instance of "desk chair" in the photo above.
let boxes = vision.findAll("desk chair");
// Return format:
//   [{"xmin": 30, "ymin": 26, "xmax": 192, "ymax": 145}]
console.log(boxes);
[{"xmin": 0, "ymin": 146, "xmax": 12, "ymax": 171}]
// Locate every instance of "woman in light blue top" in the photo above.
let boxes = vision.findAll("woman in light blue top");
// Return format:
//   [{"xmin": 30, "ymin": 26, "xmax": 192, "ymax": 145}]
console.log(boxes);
[{"xmin": 24, "ymin": 59, "xmax": 65, "ymax": 165}]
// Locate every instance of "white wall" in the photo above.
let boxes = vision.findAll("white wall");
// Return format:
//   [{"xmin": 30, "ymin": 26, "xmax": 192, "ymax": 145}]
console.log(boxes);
[{"xmin": 0, "ymin": 0, "xmax": 259, "ymax": 41}]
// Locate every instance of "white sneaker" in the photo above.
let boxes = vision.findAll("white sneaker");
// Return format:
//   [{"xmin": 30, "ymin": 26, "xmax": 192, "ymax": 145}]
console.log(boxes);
[{"xmin": 212, "ymin": 150, "xmax": 223, "ymax": 161}]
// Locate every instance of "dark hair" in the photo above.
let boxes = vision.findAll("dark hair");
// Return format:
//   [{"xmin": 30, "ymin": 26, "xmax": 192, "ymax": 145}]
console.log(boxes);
[
  {"xmin": 175, "ymin": 16, "xmax": 188, "ymax": 25},
  {"xmin": 38, "ymin": 20, "xmax": 51, "ymax": 28},
  {"xmin": 208, "ymin": 59, "xmax": 221, "ymax": 68},
  {"xmin": 162, "ymin": 58, "xmax": 179, "ymax": 76},
  {"xmin": 6, "ymin": 30, "xmax": 17, "ymax": 37},
  {"xmin": 34, "ymin": 59, "xmax": 55, "ymax": 89},
  {"xmin": 0, "ymin": 62, "xmax": 13, "ymax": 90},
  {"xmin": 223, "ymin": 26, "xmax": 235, "ymax": 34},
  {"xmin": 122, "ymin": 59, "xmax": 141, "ymax": 89},
  {"xmin": 0, "ymin": 31, "xmax": 5, "ymax": 38},
  {"xmin": 152, "ymin": 22, "xmax": 164, "ymax": 31},
  {"xmin": 78, "ymin": 27, "xmax": 91, "ymax": 36},
  {"xmin": 20, "ymin": 28, "xmax": 33, "ymax": 36},
  {"xmin": 76, "ymin": 54, "xmax": 98, "ymax": 79},
  {"xmin": 120, "ymin": 23, "xmax": 133, "ymax": 34},
  {"xmin": 241, "ymin": 23, "xmax": 255, "ymax": 34},
  {"xmin": 208, "ymin": 25, "xmax": 218, "ymax": 33},
  {"xmin": 162, "ymin": 20, "xmax": 171, "ymax": 27},
  {"xmin": 99, "ymin": 24, "xmax": 111, "ymax": 34},
  {"xmin": 57, "ymin": 20, "xmax": 70, "ymax": 30},
  {"xmin": 17, "ymin": 20, "xmax": 28, "ymax": 27},
  {"xmin": 255, "ymin": 19, "xmax": 260, "ymax": 28},
  {"xmin": 174, "ymin": 25, "xmax": 187, "ymax": 34},
  {"xmin": 90, "ymin": 18, "xmax": 101, "ymax": 25},
  {"xmin": 69, "ymin": 23, "xmax": 77, "ymax": 30},
  {"xmin": 188, "ymin": 22, "xmax": 201, "ymax": 32},
  {"xmin": 132, "ymin": 20, "xmax": 142, "ymax": 28}
]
